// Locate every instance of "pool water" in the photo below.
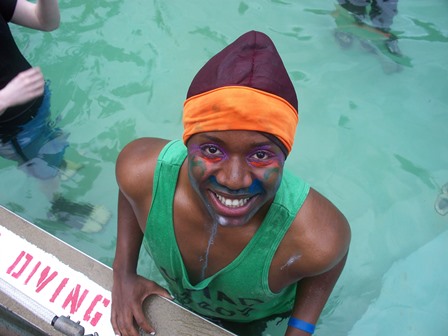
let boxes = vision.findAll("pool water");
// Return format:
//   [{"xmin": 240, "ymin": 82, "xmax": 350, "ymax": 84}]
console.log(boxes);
[{"xmin": 1, "ymin": 1, "xmax": 447, "ymax": 335}]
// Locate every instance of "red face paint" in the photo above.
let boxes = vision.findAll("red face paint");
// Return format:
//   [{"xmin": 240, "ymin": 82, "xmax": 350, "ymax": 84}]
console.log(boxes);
[{"xmin": 187, "ymin": 131, "xmax": 285, "ymax": 227}]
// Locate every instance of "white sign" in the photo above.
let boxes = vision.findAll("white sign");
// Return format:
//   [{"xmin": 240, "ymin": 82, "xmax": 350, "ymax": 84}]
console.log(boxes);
[{"xmin": 0, "ymin": 225, "xmax": 114, "ymax": 335}]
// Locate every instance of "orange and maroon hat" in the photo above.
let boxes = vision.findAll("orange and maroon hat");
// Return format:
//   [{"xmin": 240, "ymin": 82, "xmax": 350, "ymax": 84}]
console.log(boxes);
[{"xmin": 183, "ymin": 30, "xmax": 298, "ymax": 155}]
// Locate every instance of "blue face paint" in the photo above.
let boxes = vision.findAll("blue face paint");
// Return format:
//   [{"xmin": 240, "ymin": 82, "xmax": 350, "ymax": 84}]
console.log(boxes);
[
  {"xmin": 187, "ymin": 131, "xmax": 284, "ymax": 228},
  {"xmin": 208, "ymin": 176, "xmax": 264, "ymax": 196},
  {"xmin": 248, "ymin": 179, "xmax": 263, "ymax": 194}
]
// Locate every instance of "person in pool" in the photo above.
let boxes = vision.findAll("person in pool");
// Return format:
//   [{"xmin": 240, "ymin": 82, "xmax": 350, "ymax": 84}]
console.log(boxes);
[
  {"xmin": 0, "ymin": 0, "xmax": 66, "ymax": 187},
  {"xmin": 336, "ymin": 0, "xmax": 401, "ymax": 55},
  {"xmin": 111, "ymin": 31, "xmax": 351, "ymax": 336},
  {"xmin": 0, "ymin": 0, "xmax": 110, "ymax": 232}
]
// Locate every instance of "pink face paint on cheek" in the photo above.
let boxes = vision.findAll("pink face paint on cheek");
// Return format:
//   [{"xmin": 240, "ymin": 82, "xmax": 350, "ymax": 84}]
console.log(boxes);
[
  {"xmin": 203, "ymin": 156, "xmax": 221, "ymax": 164},
  {"xmin": 250, "ymin": 161, "xmax": 269, "ymax": 168}
]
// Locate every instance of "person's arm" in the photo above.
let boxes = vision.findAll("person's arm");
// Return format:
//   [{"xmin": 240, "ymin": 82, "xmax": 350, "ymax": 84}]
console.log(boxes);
[
  {"xmin": 111, "ymin": 138, "xmax": 172, "ymax": 336},
  {"xmin": 284, "ymin": 189, "xmax": 351, "ymax": 336},
  {"xmin": 285, "ymin": 253, "xmax": 348, "ymax": 336},
  {"xmin": 11, "ymin": 0, "xmax": 60, "ymax": 31},
  {"xmin": 111, "ymin": 191, "xmax": 157, "ymax": 336},
  {"xmin": 0, "ymin": 67, "xmax": 44, "ymax": 115}
]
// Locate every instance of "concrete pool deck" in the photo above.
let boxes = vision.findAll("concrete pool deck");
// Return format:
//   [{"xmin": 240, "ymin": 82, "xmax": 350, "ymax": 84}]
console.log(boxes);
[{"xmin": 0, "ymin": 206, "xmax": 234, "ymax": 336}]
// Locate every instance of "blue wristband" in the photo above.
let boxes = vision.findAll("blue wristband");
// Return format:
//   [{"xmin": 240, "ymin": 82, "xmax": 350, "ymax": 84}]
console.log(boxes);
[{"xmin": 288, "ymin": 317, "xmax": 315, "ymax": 334}]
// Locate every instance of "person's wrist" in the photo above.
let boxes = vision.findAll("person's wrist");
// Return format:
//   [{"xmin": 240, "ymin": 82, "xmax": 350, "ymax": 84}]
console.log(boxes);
[
  {"xmin": 288, "ymin": 317, "xmax": 315, "ymax": 334},
  {"xmin": 112, "ymin": 262, "xmax": 137, "ymax": 279}
]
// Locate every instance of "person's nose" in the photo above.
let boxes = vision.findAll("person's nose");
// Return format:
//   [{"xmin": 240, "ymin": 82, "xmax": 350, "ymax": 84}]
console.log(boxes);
[{"xmin": 216, "ymin": 156, "xmax": 252, "ymax": 192}]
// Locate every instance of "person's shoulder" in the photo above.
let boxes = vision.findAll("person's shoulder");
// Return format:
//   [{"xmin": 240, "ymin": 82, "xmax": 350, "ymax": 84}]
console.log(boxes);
[
  {"xmin": 291, "ymin": 188, "xmax": 351, "ymax": 275},
  {"xmin": 116, "ymin": 137, "xmax": 170, "ymax": 192},
  {"xmin": 118, "ymin": 137, "xmax": 170, "ymax": 161}
]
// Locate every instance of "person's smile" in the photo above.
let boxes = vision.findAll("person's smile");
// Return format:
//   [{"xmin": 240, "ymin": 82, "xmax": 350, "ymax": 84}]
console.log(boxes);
[{"xmin": 187, "ymin": 130, "xmax": 285, "ymax": 227}]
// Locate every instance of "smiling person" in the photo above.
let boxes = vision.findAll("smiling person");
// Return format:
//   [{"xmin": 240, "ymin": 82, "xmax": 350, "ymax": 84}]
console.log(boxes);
[{"xmin": 111, "ymin": 31, "xmax": 351, "ymax": 336}]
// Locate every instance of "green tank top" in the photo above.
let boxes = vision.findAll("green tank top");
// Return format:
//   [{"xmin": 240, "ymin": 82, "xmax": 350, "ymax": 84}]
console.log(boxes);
[{"xmin": 143, "ymin": 140, "xmax": 310, "ymax": 322}]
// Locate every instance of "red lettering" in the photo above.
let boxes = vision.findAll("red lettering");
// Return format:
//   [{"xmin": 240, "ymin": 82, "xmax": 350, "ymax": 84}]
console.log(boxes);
[
  {"xmin": 85, "ymin": 295, "xmax": 110, "ymax": 327},
  {"xmin": 62, "ymin": 285, "xmax": 88, "ymax": 314},
  {"xmin": 7, "ymin": 251, "xmax": 33, "ymax": 278},
  {"xmin": 83, "ymin": 295, "xmax": 101, "ymax": 324},
  {"xmin": 50, "ymin": 278, "xmax": 69, "ymax": 303},
  {"xmin": 35, "ymin": 266, "xmax": 58, "ymax": 293},
  {"xmin": 25, "ymin": 261, "xmax": 41, "ymax": 285}
]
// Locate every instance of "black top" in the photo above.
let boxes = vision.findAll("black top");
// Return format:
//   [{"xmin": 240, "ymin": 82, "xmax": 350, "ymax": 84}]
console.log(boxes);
[{"xmin": 0, "ymin": 0, "xmax": 43, "ymax": 128}]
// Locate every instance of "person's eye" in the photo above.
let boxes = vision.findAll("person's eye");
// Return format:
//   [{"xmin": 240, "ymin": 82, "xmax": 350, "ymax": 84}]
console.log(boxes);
[
  {"xmin": 202, "ymin": 145, "xmax": 222, "ymax": 156},
  {"xmin": 251, "ymin": 150, "xmax": 270, "ymax": 160}
]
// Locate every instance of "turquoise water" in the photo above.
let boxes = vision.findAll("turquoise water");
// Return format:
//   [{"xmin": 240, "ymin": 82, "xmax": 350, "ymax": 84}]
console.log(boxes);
[{"xmin": 1, "ymin": 1, "xmax": 447, "ymax": 335}]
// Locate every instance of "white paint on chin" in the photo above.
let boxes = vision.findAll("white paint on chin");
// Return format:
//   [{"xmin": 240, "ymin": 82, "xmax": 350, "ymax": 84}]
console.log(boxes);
[{"xmin": 216, "ymin": 215, "xmax": 231, "ymax": 227}]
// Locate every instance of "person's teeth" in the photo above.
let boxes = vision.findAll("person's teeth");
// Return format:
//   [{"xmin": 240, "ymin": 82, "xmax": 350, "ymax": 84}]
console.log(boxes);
[{"xmin": 216, "ymin": 194, "xmax": 249, "ymax": 208}]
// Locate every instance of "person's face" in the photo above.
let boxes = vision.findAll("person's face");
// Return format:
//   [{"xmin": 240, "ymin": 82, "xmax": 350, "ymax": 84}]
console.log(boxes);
[{"xmin": 187, "ymin": 130, "xmax": 286, "ymax": 227}]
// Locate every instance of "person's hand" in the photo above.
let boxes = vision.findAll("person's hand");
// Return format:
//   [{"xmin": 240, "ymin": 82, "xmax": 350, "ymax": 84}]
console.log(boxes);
[
  {"xmin": 111, "ymin": 272, "xmax": 173, "ymax": 336},
  {"xmin": 0, "ymin": 67, "xmax": 44, "ymax": 113}
]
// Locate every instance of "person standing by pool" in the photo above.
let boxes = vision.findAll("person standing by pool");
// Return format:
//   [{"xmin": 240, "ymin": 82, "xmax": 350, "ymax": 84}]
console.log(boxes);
[
  {"xmin": 0, "ymin": 0, "xmax": 110, "ymax": 232},
  {"xmin": 0, "ymin": 0, "xmax": 67, "ymax": 187},
  {"xmin": 111, "ymin": 30, "xmax": 351, "ymax": 336}
]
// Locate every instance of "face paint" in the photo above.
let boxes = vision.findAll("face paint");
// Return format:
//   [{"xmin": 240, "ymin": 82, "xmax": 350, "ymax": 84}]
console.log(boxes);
[
  {"xmin": 263, "ymin": 167, "xmax": 281, "ymax": 183},
  {"xmin": 208, "ymin": 176, "xmax": 264, "ymax": 195},
  {"xmin": 187, "ymin": 131, "xmax": 285, "ymax": 227},
  {"xmin": 247, "ymin": 145, "xmax": 285, "ymax": 168},
  {"xmin": 188, "ymin": 143, "xmax": 225, "ymax": 180},
  {"xmin": 199, "ymin": 219, "xmax": 218, "ymax": 281},
  {"xmin": 247, "ymin": 146, "xmax": 284, "ymax": 192}
]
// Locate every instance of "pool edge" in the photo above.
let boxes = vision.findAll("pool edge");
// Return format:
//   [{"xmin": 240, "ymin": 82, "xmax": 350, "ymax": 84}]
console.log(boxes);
[{"xmin": 0, "ymin": 206, "xmax": 235, "ymax": 336}]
